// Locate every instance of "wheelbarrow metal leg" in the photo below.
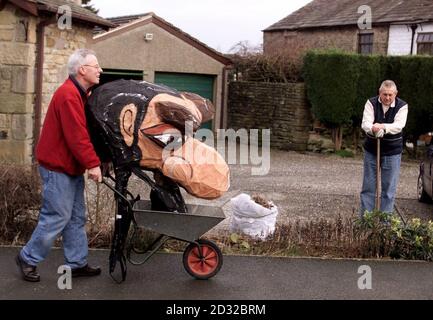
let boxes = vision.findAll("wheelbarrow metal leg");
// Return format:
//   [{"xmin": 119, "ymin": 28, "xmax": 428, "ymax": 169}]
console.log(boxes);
[
  {"xmin": 127, "ymin": 234, "xmax": 170, "ymax": 265},
  {"xmin": 109, "ymin": 169, "xmax": 132, "ymax": 283}
]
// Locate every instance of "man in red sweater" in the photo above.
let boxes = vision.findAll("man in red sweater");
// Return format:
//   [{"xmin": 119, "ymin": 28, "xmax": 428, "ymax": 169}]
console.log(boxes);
[{"xmin": 16, "ymin": 49, "xmax": 103, "ymax": 282}]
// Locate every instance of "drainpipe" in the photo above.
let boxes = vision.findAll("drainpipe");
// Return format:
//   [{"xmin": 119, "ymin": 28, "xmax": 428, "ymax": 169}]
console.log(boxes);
[
  {"xmin": 220, "ymin": 65, "xmax": 232, "ymax": 130},
  {"xmin": 33, "ymin": 17, "xmax": 56, "ymax": 166},
  {"xmin": 410, "ymin": 24, "xmax": 418, "ymax": 55}
]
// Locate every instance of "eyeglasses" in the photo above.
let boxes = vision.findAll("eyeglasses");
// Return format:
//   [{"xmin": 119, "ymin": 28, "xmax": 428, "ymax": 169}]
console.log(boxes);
[{"xmin": 82, "ymin": 64, "xmax": 101, "ymax": 69}]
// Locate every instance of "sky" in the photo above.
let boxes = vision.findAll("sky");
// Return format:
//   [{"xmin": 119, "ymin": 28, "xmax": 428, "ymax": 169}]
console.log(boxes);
[{"xmin": 89, "ymin": 0, "xmax": 313, "ymax": 53}]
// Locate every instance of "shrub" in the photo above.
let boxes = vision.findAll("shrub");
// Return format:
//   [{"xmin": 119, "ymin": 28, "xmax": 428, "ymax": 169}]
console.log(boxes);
[
  {"xmin": 0, "ymin": 165, "xmax": 115, "ymax": 248},
  {"xmin": 335, "ymin": 149, "xmax": 354, "ymax": 158},
  {"xmin": 230, "ymin": 50, "xmax": 304, "ymax": 83},
  {"xmin": 356, "ymin": 210, "xmax": 433, "ymax": 261},
  {"xmin": 84, "ymin": 181, "xmax": 115, "ymax": 248},
  {"xmin": 399, "ymin": 56, "xmax": 433, "ymax": 147},
  {"xmin": 303, "ymin": 50, "xmax": 359, "ymax": 150},
  {"xmin": 201, "ymin": 210, "xmax": 433, "ymax": 262},
  {"xmin": 0, "ymin": 165, "xmax": 41, "ymax": 244},
  {"xmin": 354, "ymin": 55, "xmax": 384, "ymax": 126}
]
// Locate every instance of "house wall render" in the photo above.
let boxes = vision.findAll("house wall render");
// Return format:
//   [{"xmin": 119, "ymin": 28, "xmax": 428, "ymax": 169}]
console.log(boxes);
[{"xmin": 388, "ymin": 23, "xmax": 433, "ymax": 55}]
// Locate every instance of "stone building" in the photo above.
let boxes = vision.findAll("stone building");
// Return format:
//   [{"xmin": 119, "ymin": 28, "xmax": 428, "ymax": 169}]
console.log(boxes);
[
  {"xmin": 0, "ymin": 0, "xmax": 113, "ymax": 165},
  {"xmin": 263, "ymin": 0, "xmax": 433, "ymax": 58}
]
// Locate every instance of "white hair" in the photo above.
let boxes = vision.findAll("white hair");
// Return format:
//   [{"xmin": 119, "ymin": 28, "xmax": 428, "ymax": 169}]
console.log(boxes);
[
  {"xmin": 379, "ymin": 80, "xmax": 398, "ymax": 92},
  {"xmin": 67, "ymin": 48, "xmax": 96, "ymax": 76}
]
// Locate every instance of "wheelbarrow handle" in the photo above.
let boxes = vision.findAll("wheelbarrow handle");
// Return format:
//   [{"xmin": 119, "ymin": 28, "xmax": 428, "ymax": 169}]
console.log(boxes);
[
  {"xmin": 101, "ymin": 179, "xmax": 134, "ymax": 211},
  {"xmin": 102, "ymin": 172, "xmax": 136, "ymax": 199}
]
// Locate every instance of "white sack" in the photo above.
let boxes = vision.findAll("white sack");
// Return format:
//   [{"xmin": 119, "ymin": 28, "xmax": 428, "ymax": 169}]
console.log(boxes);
[{"xmin": 230, "ymin": 193, "xmax": 278, "ymax": 240}]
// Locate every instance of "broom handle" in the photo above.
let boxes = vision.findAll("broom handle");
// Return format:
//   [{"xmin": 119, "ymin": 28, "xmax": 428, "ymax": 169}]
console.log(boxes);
[{"xmin": 375, "ymin": 138, "xmax": 381, "ymax": 211}]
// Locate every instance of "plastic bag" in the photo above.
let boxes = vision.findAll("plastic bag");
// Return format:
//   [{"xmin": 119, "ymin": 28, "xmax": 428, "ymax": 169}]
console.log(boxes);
[{"xmin": 230, "ymin": 193, "xmax": 278, "ymax": 240}]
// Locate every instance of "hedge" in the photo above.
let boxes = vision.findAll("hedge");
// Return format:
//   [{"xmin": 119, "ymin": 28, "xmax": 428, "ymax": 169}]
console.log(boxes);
[
  {"xmin": 303, "ymin": 50, "xmax": 358, "ymax": 128},
  {"xmin": 354, "ymin": 55, "xmax": 384, "ymax": 126}
]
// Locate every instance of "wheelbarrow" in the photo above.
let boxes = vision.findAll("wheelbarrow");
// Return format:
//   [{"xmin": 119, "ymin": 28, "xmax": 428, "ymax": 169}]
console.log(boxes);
[{"xmin": 102, "ymin": 175, "xmax": 225, "ymax": 281}]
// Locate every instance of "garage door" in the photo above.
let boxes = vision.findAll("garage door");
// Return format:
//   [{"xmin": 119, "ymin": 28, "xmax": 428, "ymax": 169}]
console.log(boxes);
[{"xmin": 155, "ymin": 72, "xmax": 215, "ymax": 130}]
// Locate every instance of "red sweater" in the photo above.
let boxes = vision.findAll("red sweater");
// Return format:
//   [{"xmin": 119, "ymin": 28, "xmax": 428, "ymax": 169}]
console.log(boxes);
[{"xmin": 36, "ymin": 78, "xmax": 100, "ymax": 176}]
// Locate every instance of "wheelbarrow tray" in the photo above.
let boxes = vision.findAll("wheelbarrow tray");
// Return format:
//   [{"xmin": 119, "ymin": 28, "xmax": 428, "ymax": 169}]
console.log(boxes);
[{"xmin": 133, "ymin": 200, "xmax": 225, "ymax": 242}]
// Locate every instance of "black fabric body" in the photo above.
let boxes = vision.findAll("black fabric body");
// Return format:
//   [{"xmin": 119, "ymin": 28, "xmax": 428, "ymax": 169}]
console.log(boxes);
[
  {"xmin": 363, "ymin": 96, "xmax": 407, "ymax": 156},
  {"xmin": 86, "ymin": 80, "xmax": 188, "ymax": 281}
]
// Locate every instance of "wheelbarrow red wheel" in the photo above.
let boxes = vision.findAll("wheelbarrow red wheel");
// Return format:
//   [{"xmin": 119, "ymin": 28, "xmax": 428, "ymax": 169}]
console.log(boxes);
[{"xmin": 183, "ymin": 239, "xmax": 223, "ymax": 280}]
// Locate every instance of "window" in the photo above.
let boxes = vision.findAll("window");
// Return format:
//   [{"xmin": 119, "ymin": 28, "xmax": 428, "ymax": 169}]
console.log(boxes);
[
  {"xmin": 358, "ymin": 33, "xmax": 374, "ymax": 54},
  {"xmin": 417, "ymin": 33, "xmax": 433, "ymax": 55}
]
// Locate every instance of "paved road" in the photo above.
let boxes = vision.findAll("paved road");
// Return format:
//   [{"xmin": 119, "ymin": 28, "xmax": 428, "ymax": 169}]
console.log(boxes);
[{"xmin": 2, "ymin": 246, "xmax": 433, "ymax": 300}]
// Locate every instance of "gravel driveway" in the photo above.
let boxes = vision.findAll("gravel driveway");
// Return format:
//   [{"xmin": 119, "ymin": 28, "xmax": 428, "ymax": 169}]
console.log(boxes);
[
  {"xmin": 209, "ymin": 149, "xmax": 432, "ymax": 234},
  {"xmin": 125, "ymin": 148, "xmax": 433, "ymax": 236}
]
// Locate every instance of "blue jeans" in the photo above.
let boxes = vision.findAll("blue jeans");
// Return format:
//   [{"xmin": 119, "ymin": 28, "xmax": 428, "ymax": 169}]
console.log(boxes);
[
  {"xmin": 20, "ymin": 166, "xmax": 88, "ymax": 268},
  {"xmin": 360, "ymin": 151, "xmax": 401, "ymax": 215}
]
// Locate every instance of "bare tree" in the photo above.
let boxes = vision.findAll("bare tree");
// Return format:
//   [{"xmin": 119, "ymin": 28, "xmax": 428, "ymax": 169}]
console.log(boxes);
[
  {"xmin": 82, "ymin": 0, "xmax": 99, "ymax": 14},
  {"xmin": 229, "ymin": 40, "xmax": 262, "ymax": 56},
  {"xmin": 229, "ymin": 43, "xmax": 305, "ymax": 83}
]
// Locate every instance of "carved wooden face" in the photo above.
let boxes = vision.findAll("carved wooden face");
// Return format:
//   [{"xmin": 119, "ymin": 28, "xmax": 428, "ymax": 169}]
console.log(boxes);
[
  {"xmin": 119, "ymin": 104, "xmax": 137, "ymax": 147},
  {"xmin": 118, "ymin": 93, "xmax": 229, "ymax": 199},
  {"xmin": 87, "ymin": 79, "xmax": 217, "ymax": 167},
  {"xmin": 119, "ymin": 94, "xmax": 187, "ymax": 169}
]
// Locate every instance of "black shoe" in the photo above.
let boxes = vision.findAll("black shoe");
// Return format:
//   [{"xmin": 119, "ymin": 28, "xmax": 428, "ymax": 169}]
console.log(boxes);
[
  {"xmin": 71, "ymin": 264, "xmax": 101, "ymax": 278},
  {"xmin": 15, "ymin": 254, "xmax": 40, "ymax": 282}
]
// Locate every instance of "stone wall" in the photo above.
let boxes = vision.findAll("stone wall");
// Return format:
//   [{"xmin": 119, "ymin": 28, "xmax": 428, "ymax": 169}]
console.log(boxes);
[
  {"xmin": 0, "ymin": 2, "xmax": 94, "ymax": 165},
  {"xmin": 228, "ymin": 81, "xmax": 312, "ymax": 151},
  {"xmin": 42, "ymin": 24, "xmax": 92, "ymax": 117},
  {"xmin": 0, "ymin": 4, "xmax": 37, "ymax": 164}
]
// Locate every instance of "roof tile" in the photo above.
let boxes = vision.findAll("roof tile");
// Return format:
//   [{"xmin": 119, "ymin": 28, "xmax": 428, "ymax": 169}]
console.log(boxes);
[
  {"xmin": 265, "ymin": 0, "xmax": 433, "ymax": 31},
  {"xmin": 35, "ymin": 0, "xmax": 114, "ymax": 28}
]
